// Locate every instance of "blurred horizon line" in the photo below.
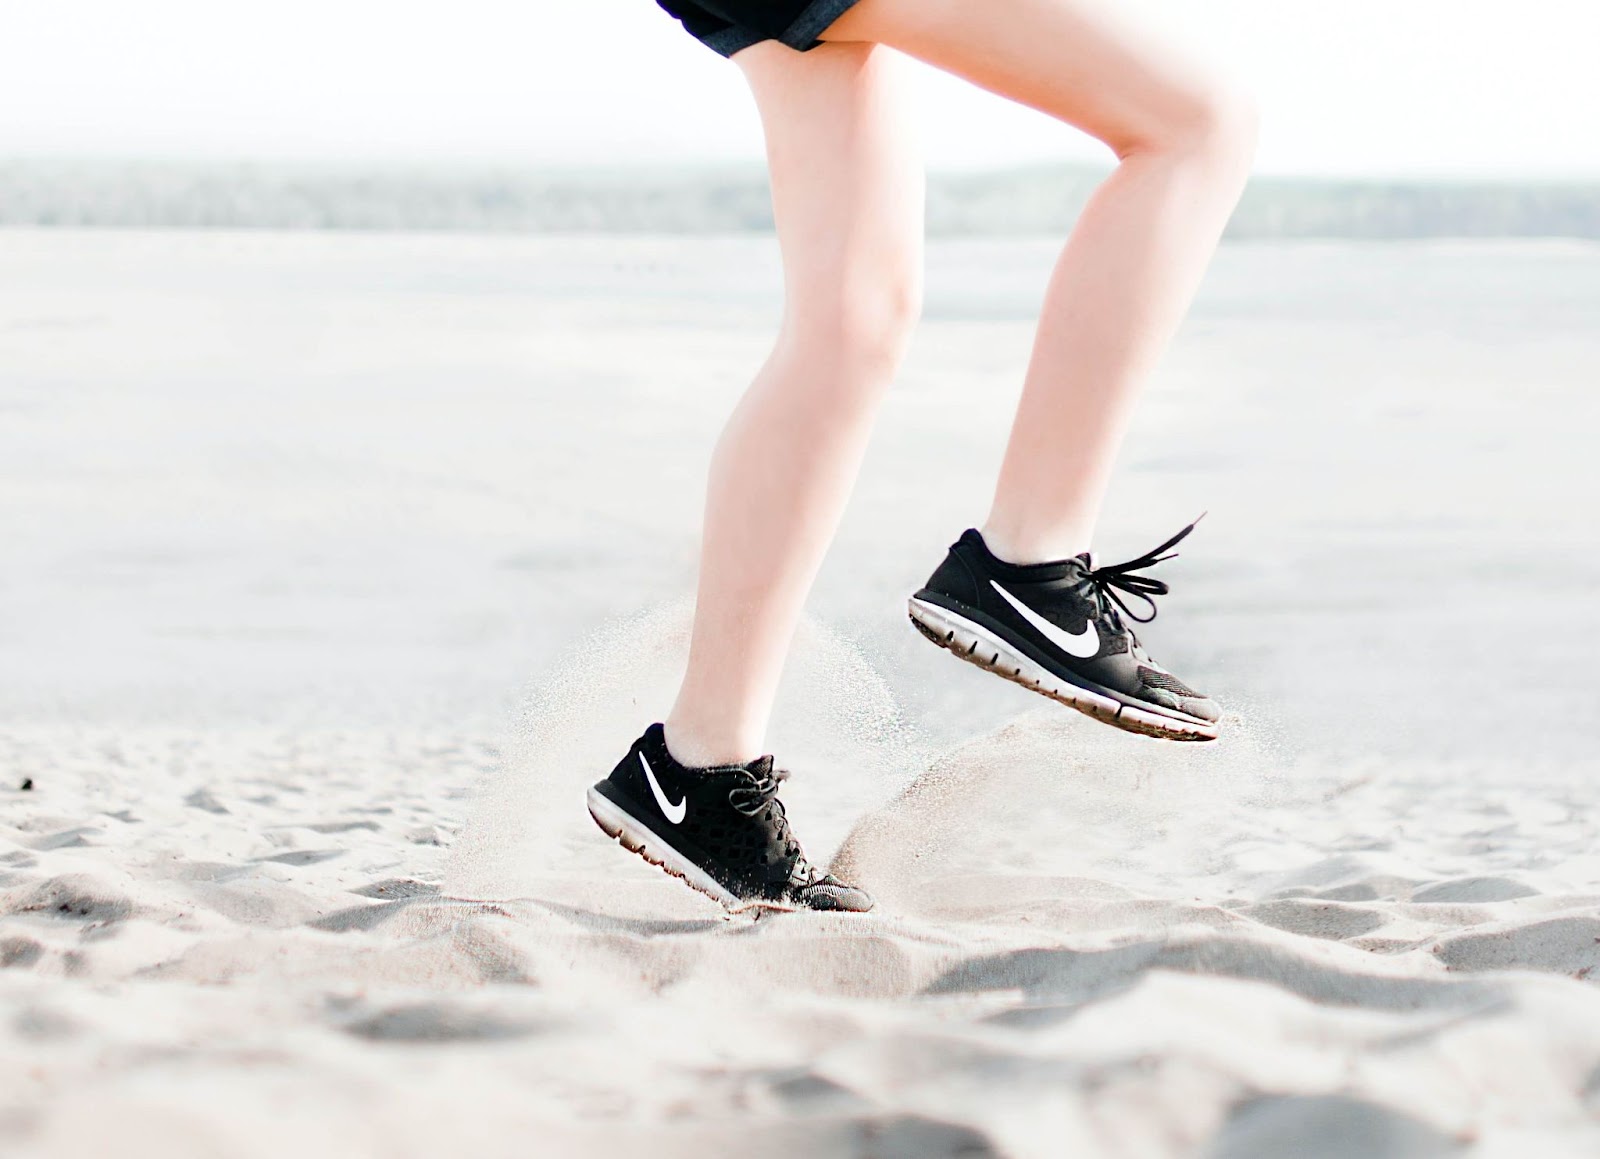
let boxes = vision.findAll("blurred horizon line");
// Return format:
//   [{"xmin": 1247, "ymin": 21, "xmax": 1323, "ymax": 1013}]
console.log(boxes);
[{"xmin": 3, "ymin": 159, "xmax": 1598, "ymax": 240}]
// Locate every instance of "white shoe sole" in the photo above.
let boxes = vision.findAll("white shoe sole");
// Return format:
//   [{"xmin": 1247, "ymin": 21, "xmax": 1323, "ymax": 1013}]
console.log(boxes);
[
  {"xmin": 908, "ymin": 596, "xmax": 1219, "ymax": 743},
  {"xmin": 587, "ymin": 787, "xmax": 798, "ymax": 913}
]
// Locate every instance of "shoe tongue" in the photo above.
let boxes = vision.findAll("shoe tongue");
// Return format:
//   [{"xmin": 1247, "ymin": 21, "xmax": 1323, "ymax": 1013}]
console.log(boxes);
[
  {"xmin": 701, "ymin": 754, "xmax": 773, "ymax": 777},
  {"xmin": 683, "ymin": 752, "xmax": 774, "ymax": 779},
  {"xmin": 1077, "ymin": 551, "xmax": 1096, "ymax": 570}
]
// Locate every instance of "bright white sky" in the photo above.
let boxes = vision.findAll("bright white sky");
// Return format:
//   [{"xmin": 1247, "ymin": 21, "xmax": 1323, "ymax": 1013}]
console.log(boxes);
[{"xmin": 1, "ymin": 0, "xmax": 1597, "ymax": 178}]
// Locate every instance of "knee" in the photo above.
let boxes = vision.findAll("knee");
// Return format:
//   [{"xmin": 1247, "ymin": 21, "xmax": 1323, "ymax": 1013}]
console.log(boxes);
[
  {"xmin": 785, "ymin": 268, "xmax": 923, "ymax": 385},
  {"xmin": 1197, "ymin": 83, "xmax": 1260, "ymax": 175},
  {"xmin": 1119, "ymin": 79, "xmax": 1259, "ymax": 178}
]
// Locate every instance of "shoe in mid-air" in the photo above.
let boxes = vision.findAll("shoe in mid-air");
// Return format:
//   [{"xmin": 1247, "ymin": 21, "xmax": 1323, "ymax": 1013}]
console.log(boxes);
[
  {"xmin": 908, "ymin": 519, "xmax": 1220, "ymax": 742},
  {"xmin": 588, "ymin": 723, "xmax": 873, "ymax": 912}
]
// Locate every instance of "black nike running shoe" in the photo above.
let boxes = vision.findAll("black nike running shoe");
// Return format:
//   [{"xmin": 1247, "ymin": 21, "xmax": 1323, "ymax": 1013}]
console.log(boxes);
[
  {"xmin": 908, "ymin": 518, "xmax": 1220, "ymax": 741},
  {"xmin": 587, "ymin": 723, "xmax": 873, "ymax": 912}
]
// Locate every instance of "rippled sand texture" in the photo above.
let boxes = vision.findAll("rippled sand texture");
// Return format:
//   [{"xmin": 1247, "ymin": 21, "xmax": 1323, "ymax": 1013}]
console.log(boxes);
[
  {"xmin": 4, "ymin": 232, "xmax": 1600, "ymax": 1157},
  {"xmin": 8, "ymin": 703, "xmax": 1600, "ymax": 1157}
]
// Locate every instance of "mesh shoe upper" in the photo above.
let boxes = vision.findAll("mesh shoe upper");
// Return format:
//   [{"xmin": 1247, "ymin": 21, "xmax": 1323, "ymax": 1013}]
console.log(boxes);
[
  {"xmin": 915, "ymin": 525, "xmax": 1218, "ymax": 723},
  {"xmin": 593, "ymin": 724, "xmax": 872, "ymax": 911}
]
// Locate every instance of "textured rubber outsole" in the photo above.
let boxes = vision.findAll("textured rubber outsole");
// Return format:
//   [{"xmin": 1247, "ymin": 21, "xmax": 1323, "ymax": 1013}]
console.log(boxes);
[
  {"xmin": 586, "ymin": 788, "xmax": 797, "ymax": 915},
  {"xmin": 907, "ymin": 596, "xmax": 1218, "ymax": 743}
]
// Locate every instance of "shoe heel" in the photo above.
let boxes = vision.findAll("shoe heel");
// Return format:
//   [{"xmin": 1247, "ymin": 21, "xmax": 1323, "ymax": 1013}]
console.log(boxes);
[{"xmin": 586, "ymin": 788, "xmax": 741, "ymax": 907}]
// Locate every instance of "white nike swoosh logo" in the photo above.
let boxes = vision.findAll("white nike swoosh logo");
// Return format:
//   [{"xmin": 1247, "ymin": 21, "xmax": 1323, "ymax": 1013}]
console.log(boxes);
[
  {"xmin": 640, "ymin": 753, "xmax": 686, "ymax": 825},
  {"xmin": 989, "ymin": 580, "xmax": 1100, "ymax": 659}
]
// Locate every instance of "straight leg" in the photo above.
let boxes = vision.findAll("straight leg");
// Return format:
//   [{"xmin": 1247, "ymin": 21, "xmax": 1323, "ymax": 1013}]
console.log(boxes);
[{"xmin": 663, "ymin": 40, "xmax": 925, "ymax": 766}]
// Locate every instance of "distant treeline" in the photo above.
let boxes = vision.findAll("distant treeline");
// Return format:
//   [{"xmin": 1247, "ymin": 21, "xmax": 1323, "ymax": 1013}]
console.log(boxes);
[{"xmin": 2, "ymin": 161, "xmax": 1598, "ymax": 239}]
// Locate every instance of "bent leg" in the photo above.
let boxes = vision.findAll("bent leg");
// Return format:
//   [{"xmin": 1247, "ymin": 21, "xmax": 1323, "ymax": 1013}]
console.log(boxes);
[
  {"xmin": 664, "ymin": 40, "xmax": 924, "ymax": 767},
  {"xmin": 827, "ymin": 0, "xmax": 1256, "ymax": 561}
]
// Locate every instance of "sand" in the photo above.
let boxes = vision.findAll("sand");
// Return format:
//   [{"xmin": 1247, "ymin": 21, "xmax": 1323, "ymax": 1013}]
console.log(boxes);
[{"xmin": 3, "ymin": 230, "xmax": 1600, "ymax": 1157}]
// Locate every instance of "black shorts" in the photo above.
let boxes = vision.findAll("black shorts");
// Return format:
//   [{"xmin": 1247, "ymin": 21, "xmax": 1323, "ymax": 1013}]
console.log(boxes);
[{"xmin": 655, "ymin": 0, "xmax": 863, "ymax": 58}]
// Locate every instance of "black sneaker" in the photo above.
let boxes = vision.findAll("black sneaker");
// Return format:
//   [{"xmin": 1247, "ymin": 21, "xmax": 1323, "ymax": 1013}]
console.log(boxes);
[
  {"xmin": 587, "ymin": 723, "xmax": 873, "ymax": 913},
  {"xmin": 908, "ymin": 519, "xmax": 1220, "ymax": 741}
]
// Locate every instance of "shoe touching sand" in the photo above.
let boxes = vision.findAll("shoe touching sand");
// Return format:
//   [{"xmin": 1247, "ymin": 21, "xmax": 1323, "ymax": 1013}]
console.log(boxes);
[
  {"xmin": 908, "ymin": 519, "xmax": 1220, "ymax": 742},
  {"xmin": 588, "ymin": 723, "xmax": 873, "ymax": 912}
]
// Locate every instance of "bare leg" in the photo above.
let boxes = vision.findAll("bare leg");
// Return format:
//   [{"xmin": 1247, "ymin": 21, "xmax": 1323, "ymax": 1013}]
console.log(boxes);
[
  {"xmin": 827, "ymin": 0, "xmax": 1257, "ymax": 562},
  {"xmin": 664, "ymin": 41, "xmax": 924, "ymax": 767}
]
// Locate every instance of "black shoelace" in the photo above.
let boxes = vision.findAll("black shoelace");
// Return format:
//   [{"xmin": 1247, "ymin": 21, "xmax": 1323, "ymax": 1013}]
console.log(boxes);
[
  {"xmin": 727, "ymin": 766, "xmax": 819, "ymax": 885},
  {"xmin": 1084, "ymin": 514, "xmax": 1204, "ymax": 625}
]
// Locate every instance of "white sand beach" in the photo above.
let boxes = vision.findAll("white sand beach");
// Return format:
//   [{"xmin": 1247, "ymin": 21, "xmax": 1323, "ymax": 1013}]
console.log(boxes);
[{"xmin": 4, "ymin": 230, "xmax": 1600, "ymax": 1157}]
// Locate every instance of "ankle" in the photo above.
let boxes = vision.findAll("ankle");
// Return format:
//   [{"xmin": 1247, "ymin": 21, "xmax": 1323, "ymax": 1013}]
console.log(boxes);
[
  {"xmin": 661, "ymin": 717, "xmax": 761, "ymax": 770},
  {"xmin": 977, "ymin": 520, "xmax": 1091, "ymax": 567}
]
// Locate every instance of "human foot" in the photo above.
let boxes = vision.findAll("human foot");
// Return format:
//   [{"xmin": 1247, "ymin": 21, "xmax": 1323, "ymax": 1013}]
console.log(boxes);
[
  {"xmin": 908, "ymin": 519, "xmax": 1220, "ymax": 741},
  {"xmin": 587, "ymin": 723, "xmax": 873, "ymax": 912}
]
